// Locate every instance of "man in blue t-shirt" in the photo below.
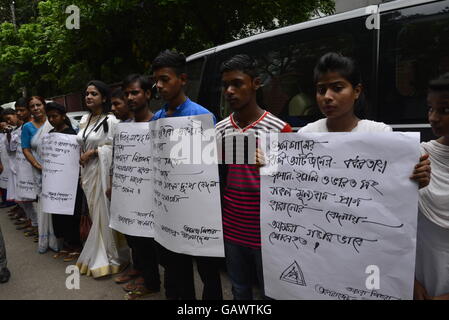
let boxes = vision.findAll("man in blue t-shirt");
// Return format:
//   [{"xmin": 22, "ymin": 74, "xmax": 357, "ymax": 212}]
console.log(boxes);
[{"xmin": 152, "ymin": 49, "xmax": 222, "ymax": 300}]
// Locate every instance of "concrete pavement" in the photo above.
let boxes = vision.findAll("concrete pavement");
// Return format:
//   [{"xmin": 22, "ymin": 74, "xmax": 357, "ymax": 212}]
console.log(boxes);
[{"xmin": 0, "ymin": 206, "xmax": 233, "ymax": 300}]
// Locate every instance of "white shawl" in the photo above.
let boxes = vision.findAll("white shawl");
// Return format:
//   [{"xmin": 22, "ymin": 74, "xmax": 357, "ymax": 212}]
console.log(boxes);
[{"xmin": 419, "ymin": 140, "xmax": 449, "ymax": 228}]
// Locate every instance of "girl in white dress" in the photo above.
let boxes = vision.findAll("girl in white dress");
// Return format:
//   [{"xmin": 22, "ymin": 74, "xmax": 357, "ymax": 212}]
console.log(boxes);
[
  {"xmin": 76, "ymin": 80, "xmax": 129, "ymax": 278},
  {"xmin": 414, "ymin": 73, "xmax": 449, "ymax": 300},
  {"xmin": 299, "ymin": 52, "xmax": 430, "ymax": 188}
]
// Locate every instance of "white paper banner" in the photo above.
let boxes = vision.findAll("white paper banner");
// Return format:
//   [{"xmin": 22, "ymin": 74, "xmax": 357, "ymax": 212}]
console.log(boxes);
[
  {"xmin": 261, "ymin": 132, "xmax": 420, "ymax": 300},
  {"xmin": 16, "ymin": 144, "xmax": 36, "ymax": 200},
  {"xmin": 41, "ymin": 133, "xmax": 80, "ymax": 215},
  {"xmin": 150, "ymin": 114, "xmax": 224, "ymax": 257},
  {"xmin": 109, "ymin": 123, "xmax": 155, "ymax": 238}
]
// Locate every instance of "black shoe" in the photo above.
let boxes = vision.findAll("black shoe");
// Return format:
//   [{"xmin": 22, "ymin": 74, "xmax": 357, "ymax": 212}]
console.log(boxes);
[{"xmin": 0, "ymin": 268, "xmax": 10, "ymax": 283}]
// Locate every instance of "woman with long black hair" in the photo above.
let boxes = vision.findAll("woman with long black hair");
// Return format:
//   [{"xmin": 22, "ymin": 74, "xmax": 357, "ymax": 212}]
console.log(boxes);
[{"xmin": 75, "ymin": 80, "xmax": 129, "ymax": 278}]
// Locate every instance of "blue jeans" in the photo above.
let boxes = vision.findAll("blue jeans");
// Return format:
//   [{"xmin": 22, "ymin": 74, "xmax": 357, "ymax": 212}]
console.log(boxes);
[{"xmin": 224, "ymin": 241, "xmax": 265, "ymax": 300}]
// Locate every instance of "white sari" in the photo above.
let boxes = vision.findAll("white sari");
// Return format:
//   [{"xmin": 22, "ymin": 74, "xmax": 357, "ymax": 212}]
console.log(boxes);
[
  {"xmin": 76, "ymin": 114, "xmax": 129, "ymax": 278},
  {"xmin": 30, "ymin": 121, "xmax": 59, "ymax": 253}
]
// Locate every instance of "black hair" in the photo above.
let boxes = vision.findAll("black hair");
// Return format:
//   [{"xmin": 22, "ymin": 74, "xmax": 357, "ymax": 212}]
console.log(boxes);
[
  {"xmin": 111, "ymin": 88, "xmax": 126, "ymax": 100},
  {"xmin": 45, "ymin": 101, "xmax": 66, "ymax": 114},
  {"xmin": 429, "ymin": 73, "xmax": 449, "ymax": 92},
  {"xmin": 220, "ymin": 54, "xmax": 259, "ymax": 79},
  {"xmin": 152, "ymin": 50, "xmax": 186, "ymax": 75},
  {"xmin": 15, "ymin": 97, "xmax": 28, "ymax": 109},
  {"xmin": 26, "ymin": 96, "xmax": 47, "ymax": 110},
  {"xmin": 45, "ymin": 102, "xmax": 72, "ymax": 128},
  {"xmin": 122, "ymin": 74, "xmax": 154, "ymax": 92},
  {"xmin": 2, "ymin": 108, "xmax": 17, "ymax": 117},
  {"xmin": 314, "ymin": 52, "xmax": 366, "ymax": 118},
  {"xmin": 85, "ymin": 80, "xmax": 111, "ymax": 114}
]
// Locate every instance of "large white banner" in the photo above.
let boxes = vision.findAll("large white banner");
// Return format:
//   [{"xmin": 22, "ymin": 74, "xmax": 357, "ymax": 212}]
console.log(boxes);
[
  {"xmin": 261, "ymin": 132, "xmax": 420, "ymax": 300},
  {"xmin": 41, "ymin": 133, "xmax": 80, "ymax": 215},
  {"xmin": 150, "ymin": 114, "xmax": 224, "ymax": 257},
  {"xmin": 109, "ymin": 123, "xmax": 155, "ymax": 238}
]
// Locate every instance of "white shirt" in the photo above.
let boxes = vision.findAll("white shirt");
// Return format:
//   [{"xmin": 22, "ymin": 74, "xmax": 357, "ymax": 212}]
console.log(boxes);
[
  {"xmin": 419, "ymin": 140, "xmax": 449, "ymax": 229},
  {"xmin": 298, "ymin": 119, "xmax": 392, "ymax": 133}
]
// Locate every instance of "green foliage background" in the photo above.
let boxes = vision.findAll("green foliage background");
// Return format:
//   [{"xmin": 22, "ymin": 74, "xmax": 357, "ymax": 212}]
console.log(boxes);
[{"xmin": 0, "ymin": 0, "xmax": 334, "ymax": 102}]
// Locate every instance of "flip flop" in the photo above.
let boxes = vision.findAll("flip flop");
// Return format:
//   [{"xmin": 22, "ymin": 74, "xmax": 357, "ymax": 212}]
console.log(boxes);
[
  {"xmin": 114, "ymin": 270, "xmax": 141, "ymax": 284},
  {"xmin": 17, "ymin": 224, "xmax": 32, "ymax": 230},
  {"xmin": 124, "ymin": 285, "xmax": 159, "ymax": 300},
  {"xmin": 24, "ymin": 230, "xmax": 38, "ymax": 237},
  {"xmin": 122, "ymin": 277, "xmax": 145, "ymax": 292},
  {"xmin": 63, "ymin": 252, "xmax": 80, "ymax": 262},
  {"xmin": 53, "ymin": 250, "xmax": 69, "ymax": 259}
]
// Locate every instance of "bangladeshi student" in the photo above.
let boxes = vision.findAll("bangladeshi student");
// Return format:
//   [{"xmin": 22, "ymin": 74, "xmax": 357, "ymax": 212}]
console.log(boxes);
[
  {"xmin": 215, "ymin": 54, "xmax": 292, "ymax": 300},
  {"xmin": 152, "ymin": 49, "xmax": 223, "ymax": 300},
  {"xmin": 45, "ymin": 102, "xmax": 83, "ymax": 262}
]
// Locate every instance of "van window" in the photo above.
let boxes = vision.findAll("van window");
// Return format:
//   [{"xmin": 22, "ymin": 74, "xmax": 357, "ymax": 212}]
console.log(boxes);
[
  {"xmin": 378, "ymin": 1, "xmax": 449, "ymax": 124},
  {"xmin": 209, "ymin": 17, "xmax": 376, "ymax": 128},
  {"xmin": 185, "ymin": 57, "xmax": 205, "ymax": 102}
]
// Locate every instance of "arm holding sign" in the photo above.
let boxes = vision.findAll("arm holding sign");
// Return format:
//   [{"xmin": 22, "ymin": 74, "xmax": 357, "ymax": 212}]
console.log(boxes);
[
  {"xmin": 79, "ymin": 148, "xmax": 98, "ymax": 167},
  {"xmin": 410, "ymin": 154, "xmax": 431, "ymax": 189},
  {"xmin": 23, "ymin": 148, "xmax": 42, "ymax": 171}
]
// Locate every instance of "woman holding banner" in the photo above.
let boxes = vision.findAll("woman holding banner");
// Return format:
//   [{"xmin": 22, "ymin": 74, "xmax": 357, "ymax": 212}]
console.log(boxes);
[
  {"xmin": 76, "ymin": 80, "xmax": 129, "ymax": 278},
  {"xmin": 22, "ymin": 96, "xmax": 58, "ymax": 254},
  {"xmin": 7, "ymin": 98, "xmax": 39, "ymax": 242}
]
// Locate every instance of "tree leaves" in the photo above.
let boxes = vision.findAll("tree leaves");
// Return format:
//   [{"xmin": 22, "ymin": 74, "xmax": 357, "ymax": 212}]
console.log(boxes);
[{"xmin": 0, "ymin": 0, "xmax": 335, "ymax": 103}]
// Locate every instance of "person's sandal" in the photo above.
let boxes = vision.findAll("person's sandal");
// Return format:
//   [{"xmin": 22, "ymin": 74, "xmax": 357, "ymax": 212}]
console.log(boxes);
[
  {"xmin": 53, "ymin": 250, "xmax": 69, "ymax": 259},
  {"xmin": 14, "ymin": 218, "xmax": 28, "ymax": 225},
  {"xmin": 63, "ymin": 252, "xmax": 80, "ymax": 262},
  {"xmin": 24, "ymin": 230, "xmax": 38, "ymax": 237},
  {"xmin": 122, "ymin": 277, "xmax": 145, "ymax": 292},
  {"xmin": 114, "ymin": 269, "xmax": 141, "ymax": 284},
  {"xmin": 124, "ymin": 285, "xmax": 159, "ymax": 300}
]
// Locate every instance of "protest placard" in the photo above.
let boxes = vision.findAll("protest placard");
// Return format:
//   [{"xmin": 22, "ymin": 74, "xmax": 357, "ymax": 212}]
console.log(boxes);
[
  {"xmin": 261, "ymin": 132, "xmax": 420, "ymax": 300},
  {"xmin": 16, "ymin": 145, "xmax": 36, "ymax": 200},
  {"xmin": 41, "ymin": 133, "xmax": 80, "ymax": 215},
  {"xmin": 109, "ymin": 123, "xmax": 155, "ymax": 237},
  {"xmin": 150, "ymin": 114, "xmax": 224, "ymax": 257}
]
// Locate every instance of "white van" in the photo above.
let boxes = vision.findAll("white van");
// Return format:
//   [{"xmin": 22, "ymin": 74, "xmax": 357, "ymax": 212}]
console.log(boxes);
[{"xmin": 175, "ymin": 0, "xmax": 449, "ymax": 141}]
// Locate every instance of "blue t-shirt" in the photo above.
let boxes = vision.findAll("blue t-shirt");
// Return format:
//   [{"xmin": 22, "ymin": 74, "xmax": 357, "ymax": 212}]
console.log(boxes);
[
  {"xmin": 152, "ymin": 98, "xmax": 216, "ymax": 124},
  {"xmin": 21, "ymin": 122, "xmax": 38, "ymax": 149}
]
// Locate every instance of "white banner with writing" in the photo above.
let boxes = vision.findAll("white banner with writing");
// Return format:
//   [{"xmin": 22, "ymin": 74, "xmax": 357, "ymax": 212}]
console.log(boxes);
[
  {"xmin": 41, "ymin": 133, "xmax": 80, "ymax": 215},
  {"xmin": 261, "ymin": 132, "xmax": 420, "ymax": 300},
  {"xmin": 16, "ymin": 145, "xmax": 37, "ymax": 200},
  {"xmin": 110, "ymin": 123, "xmax": 155, "ymax": 238},
  {"xmin": 150, "ymin": 114, "xmax": 224, "ymax": 257}
]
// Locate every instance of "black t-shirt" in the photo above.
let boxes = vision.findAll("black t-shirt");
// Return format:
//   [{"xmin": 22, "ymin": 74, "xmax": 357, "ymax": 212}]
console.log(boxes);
[{"xmin": 49, "ymin": 126, "xmax": 77, "ymax": 135}]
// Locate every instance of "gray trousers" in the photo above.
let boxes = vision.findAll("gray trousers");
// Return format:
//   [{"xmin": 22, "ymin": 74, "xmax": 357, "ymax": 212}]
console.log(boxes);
[{"xmin": 0, "ymin": 225, "xmax": 6, "ymax": 269}]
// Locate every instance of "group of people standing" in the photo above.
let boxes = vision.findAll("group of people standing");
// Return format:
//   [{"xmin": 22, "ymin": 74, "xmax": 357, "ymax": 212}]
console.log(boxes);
[{"xmin": 0, "ymin": 49, "xmax": 447, "ymax": 301}]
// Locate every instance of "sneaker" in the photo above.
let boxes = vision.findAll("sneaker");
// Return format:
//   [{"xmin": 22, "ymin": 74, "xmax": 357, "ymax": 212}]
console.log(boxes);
[{"xmin": 0, "ymin": 268, "xmax": 11, "ymax": 284}]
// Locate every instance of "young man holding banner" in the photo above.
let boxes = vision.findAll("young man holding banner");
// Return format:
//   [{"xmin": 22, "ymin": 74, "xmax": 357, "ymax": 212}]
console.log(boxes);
[
  {"xmin": 152, "ymin": 50, "xmax": 223, "ymax": 300},
  {"xmin": 215, "ymin": 54, "xmax": 292, "ymax": 300},
  {"xmin": 109, "ymin": 75, "xmax": 161, "ymax": 300}
]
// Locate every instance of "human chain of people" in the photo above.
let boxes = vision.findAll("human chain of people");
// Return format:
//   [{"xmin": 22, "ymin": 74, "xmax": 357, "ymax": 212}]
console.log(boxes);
[{"xmin": 0, "ymin": 49, "xmax": 447, "ymax": 303}]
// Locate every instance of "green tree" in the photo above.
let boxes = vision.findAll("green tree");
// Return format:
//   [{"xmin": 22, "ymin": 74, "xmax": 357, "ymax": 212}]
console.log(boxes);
[{"xmin": 0, "ymin": 0, "xmax": 335, "ymax": 103}]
